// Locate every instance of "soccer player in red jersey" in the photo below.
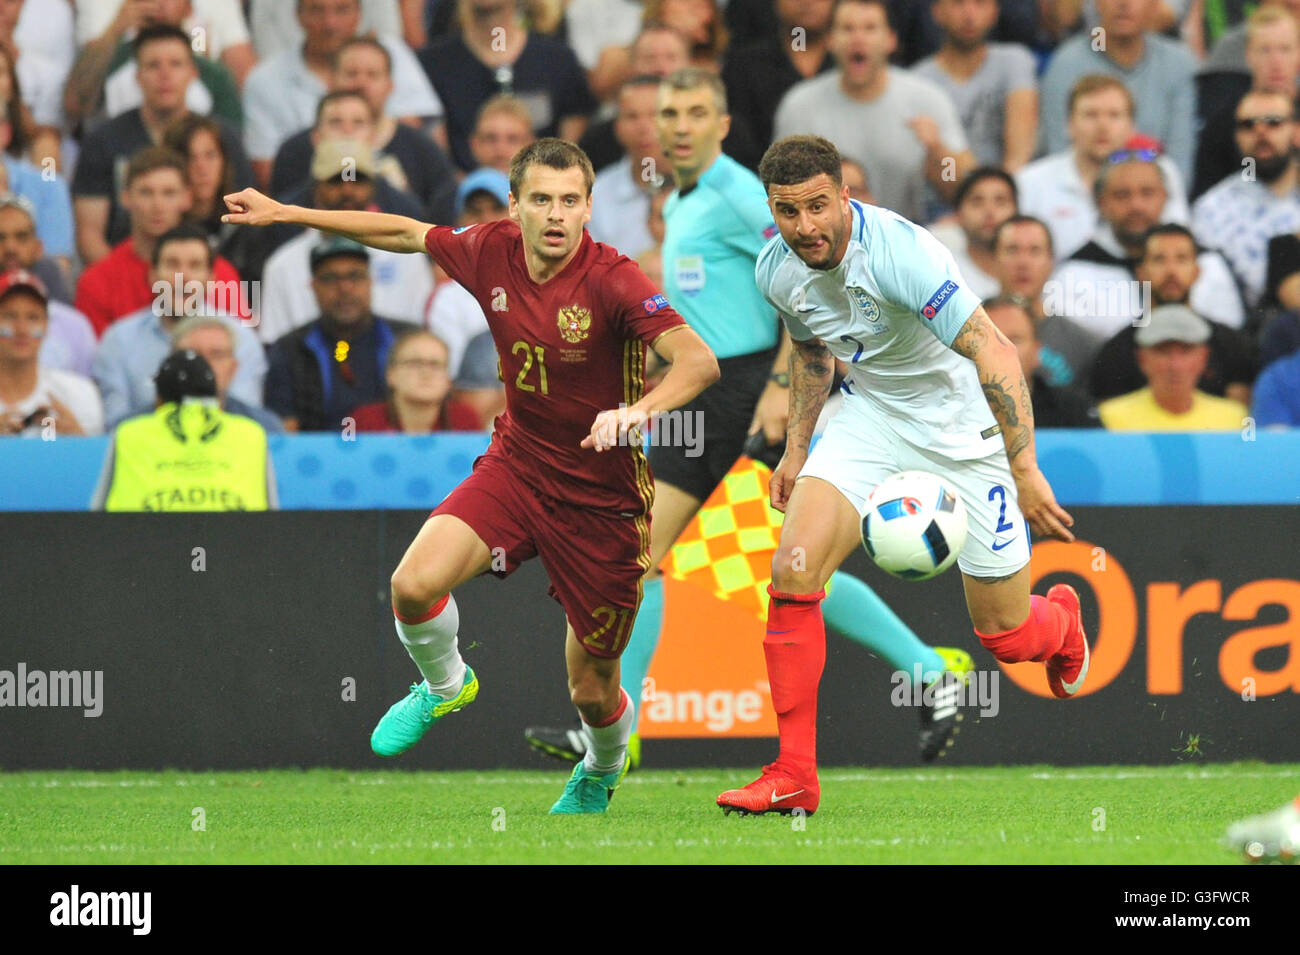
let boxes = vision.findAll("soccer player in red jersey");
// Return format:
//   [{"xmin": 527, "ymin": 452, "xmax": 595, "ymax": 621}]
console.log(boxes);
[{"xmin": 223, "ymin": 139, "xmax": 719, "ymax": 813}]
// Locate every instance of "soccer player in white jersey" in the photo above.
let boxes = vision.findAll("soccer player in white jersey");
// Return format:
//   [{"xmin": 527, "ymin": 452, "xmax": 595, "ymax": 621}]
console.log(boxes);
[{"xmin": 717, "ymin": 136, "xmax": 1090, "ymax": 815}]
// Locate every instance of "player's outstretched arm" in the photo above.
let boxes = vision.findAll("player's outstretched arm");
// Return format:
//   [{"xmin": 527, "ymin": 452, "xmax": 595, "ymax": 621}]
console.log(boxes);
[
  {"xmin": 221, "ymin": 188, "xmax": 431, "ymax": 254},
  {"xmin": 769, "ymin": 336, "xmax": 833, "ymax": 512},
  {"xmin": 582, "ymin": 326, "xmax": 719, "ymax": 453},
  {"xmin": 950, "ymin": 306, "xmax": 1075, "ymax": 542}
]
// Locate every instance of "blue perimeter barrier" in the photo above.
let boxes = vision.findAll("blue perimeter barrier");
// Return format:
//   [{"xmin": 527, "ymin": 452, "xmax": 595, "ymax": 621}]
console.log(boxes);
[{"xmin": 2, "ymin": 431, "xmax": 1298, "ymax": 510}]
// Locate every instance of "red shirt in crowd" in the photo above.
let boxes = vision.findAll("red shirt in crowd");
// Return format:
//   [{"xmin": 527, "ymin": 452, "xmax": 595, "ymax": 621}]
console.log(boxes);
[
  {"xmin": 75, "ymin": 240, "xmax": 250, "ymax": 337},
  {"xmin": 350, "ymin": 398, "xmax": 483, "ymax": 432}
]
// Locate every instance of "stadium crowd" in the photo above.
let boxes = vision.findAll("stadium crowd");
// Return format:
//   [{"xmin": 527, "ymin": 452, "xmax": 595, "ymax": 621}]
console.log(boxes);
[{"xmin": 5, "ymin": 0, "xmax": 1300, "ymax": 470}]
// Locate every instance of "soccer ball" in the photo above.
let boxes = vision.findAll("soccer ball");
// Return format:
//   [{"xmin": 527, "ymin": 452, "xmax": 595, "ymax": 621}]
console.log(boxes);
[{"xmin": 861, "ymin": 471, "xmax": 969, "ymax": 581}]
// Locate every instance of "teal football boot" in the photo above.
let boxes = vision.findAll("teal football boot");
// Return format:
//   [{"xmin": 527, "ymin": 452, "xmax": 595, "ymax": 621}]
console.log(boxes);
[
  {"xmin": 549, "ymin": 755, "xmax": 630, "ymax": 814},
  {"xmin": 370, "ymin": 668, "xmax": 479, "ymax": 757}
]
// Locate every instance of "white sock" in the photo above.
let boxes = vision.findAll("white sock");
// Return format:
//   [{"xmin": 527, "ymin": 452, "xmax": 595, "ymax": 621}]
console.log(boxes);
[
  {"xmin": 582, "ymin": 688, "xmax": 634, "ymax": 776},
  {"xmin": 394, "ymin": 594, "xmax": 466, "ymax": 699}
]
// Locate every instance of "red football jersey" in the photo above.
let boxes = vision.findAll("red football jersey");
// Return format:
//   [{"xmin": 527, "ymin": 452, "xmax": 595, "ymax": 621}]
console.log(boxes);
[{"xmin": 424, "ymin": 220, "xmax": 686, "ymax": 513}]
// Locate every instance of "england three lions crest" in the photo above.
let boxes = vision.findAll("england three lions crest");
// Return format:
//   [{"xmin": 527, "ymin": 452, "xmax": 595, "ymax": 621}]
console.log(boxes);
[
  {"xmin": 558, "ymin": 304, "xmax": 592, "ymax": 343},
  {"xmin": 848, "ymin": 286, "xmax": 885, "ymax": 331}
]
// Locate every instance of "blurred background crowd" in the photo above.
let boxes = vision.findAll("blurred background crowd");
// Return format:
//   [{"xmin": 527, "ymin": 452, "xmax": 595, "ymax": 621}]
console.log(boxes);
[{"xmin": 3, "ymin": 0, "xmax": 1300, "ymax": 466}]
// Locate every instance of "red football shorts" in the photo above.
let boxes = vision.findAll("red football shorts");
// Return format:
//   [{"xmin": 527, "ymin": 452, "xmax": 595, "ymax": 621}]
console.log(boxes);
[{"xmin": 430, "ymin": 446, "xmax": 649, "ymax": 658}]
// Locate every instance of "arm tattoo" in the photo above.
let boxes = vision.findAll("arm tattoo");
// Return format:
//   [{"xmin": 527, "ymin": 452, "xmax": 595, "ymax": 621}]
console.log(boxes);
[
  {"xmin": 953, "ymin": 311, "xmax": 1036, "ymax": 468},
  {"xmin": 787, "ymin": 338, "xmax": 833, "ymax": 453}
]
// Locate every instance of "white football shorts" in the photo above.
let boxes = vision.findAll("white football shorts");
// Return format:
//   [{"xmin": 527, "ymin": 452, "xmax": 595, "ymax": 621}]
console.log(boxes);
[{"xmin": 798, "ymin": 394, "xmax": 1032, "ymax": 579}]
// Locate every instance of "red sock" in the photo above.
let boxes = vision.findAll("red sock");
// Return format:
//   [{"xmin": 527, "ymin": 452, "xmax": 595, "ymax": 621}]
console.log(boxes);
[
  {"xmin": 764, "ymin": 584, "xmax": 827, "ymax": 784},
  {"xmin": 976, "ymin": 594, "xmax": 1069, "ymax": 663}
]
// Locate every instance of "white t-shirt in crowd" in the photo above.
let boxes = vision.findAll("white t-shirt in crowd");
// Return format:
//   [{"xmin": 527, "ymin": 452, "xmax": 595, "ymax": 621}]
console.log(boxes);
[
  {"xmin": 257, "ymin": 229, "xmax": 435, "ymax": 344},
  {"xmin": 0, "ymin": 366, "xmax": 104, "ymax": 436}
]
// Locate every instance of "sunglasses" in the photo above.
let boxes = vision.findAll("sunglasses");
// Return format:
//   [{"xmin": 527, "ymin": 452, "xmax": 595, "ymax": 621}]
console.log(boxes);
[
  {"xmin": 1235, "ymin": 115, "xmax": 1291, "ymax": 131},
  {"xmin": 1106, "ymin": 148, "xmax": 1160, "ymax": 164}
]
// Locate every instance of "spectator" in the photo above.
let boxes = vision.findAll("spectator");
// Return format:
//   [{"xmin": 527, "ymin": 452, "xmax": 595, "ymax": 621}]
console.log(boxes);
[
  {"xmin": 1097, "ymin": 304, "xmax": 1250, "ymax": 430},
  {"xmin": 64, "ymin": 4, "xmax": 244, "ymax": 129},
  {"xmin": 589, "ymin": 76, "xmax": 668, "ymax": 259},
  {"xmin": 172, "ymin": 315, "xmax": 284, "ymax": 433},
  {"xmin": 424, "ymin": 169, "xmax": 508, "ymax": 381},
  {"xmin": 1051, "ymin": 152, "xmax": 1244, "ymax": 339},
  {"xmin": 1251, "ymin": 338, "xmax": 1300, "ymax": 426},
  {"xmin": 840, "ymin": 157, "xmax": 874, "ymax": 204},
  {"xmin": 1039, "ymin": 0, "xmax": 1197, "ymax": 181},
  {"xmin": 773, "ymin": 0, "xmax": 975, "ymax": 222},
  {"xmin": 564, "ymin": 0, "xmax": 647, "ymax": 102},
  {"xmin": 912, "ymin": 0, "xmax": 1038, "ymax": 171},
  {"xmin": 423, "ymin": 168, "xmax": 509, "ymax": 426},
  {"xmin": 93, "ymin": 223, "xmax": 265, "ymax": 429},
  {"xmin": 71, "ymin": 25, "xmax": 253, "ymax": 265},
  {"xmin": 1201, "ymin": 0, "xmax": 1300, "ymax": 74},
  {"xmin": 0, "ymin": 108, "xmax": 74, "ymax": 270},
  {"xmin": 984, "ymin": 294, "xmax": 1100, "ymax": 427},
  {"xmin": 0, "ymin": 194, "xmax": 94, "ymax": 376},
  {"xmin": 0, "ymin": 0, "xmax": 65, "ymax": 132},
  {"xmin": 928, "ymin": 166, "xmax": 1017, "ymax": 299},
  {"xmin": 723, "ymin": 0, "xmax": 834, "ymax": 156},
  {"xmin": 256, "ymin": 136, "xmax": 426, "ymax": 264},
  {"xmin": 242, "ymin": 0, "xmax": 442, "ymax": 187},
  {"xmin": 636, "ymin": 176, "xmax": 676, "ymax": 289},
  {"xmin": 162, "ymin": 113, "xmax": 254, "ymax": 276},
  {"xmin": 270, "ymin": 90, "xmax": 427, "ymax": 210},
  {"xmin": 1016, "ymin": 74, "xmax": 1190, "ymax": 262},
  {"xmin": 1194, "ymin": 6, "xmax": 1300, "ymax": 199},
  {"xmin": 351, "ymin": 330, "xmax": 481, "ymax": 432},
  {"xmin": 579, "ymin": 24, "xmax": 694, "ymax": 173},
  {"xmin": 1091, "ymin": 223, "xmax": 1257, "ymax": 404},
  {"xmin": 418, "ymin": 0, "xmax": 596, "ymax": 172},
  {"xmin": 76, "ymin": 148, "xmax": 248, "ymax": 337},
  {"xmin": 467, "ymin": 94, "xmax": 537, "ymax": 175},
  {"xmin": 0, "ymin": 269, "xmax": 103, "ymax": 437},
  {"xmin": 264, "ymin": 236, "xmax": 420, "ymax": 432},
  {"xmin": 269, "ymin": 38, "xmax": 457, "ymax": 222},
  {"xmin": 248, "ymin": 0, "xmax": 404, "ymax": 59},
  {"xmin": 93, "ymin": 349, "xmax": 277, "ymax": 511},
  {"xmin": 1192, "ymin": 87, "xmax": 1300, "ymax": 310},
  {"xmin": 644, "ymin": 0, "xmax": 730, "ymax": 70},
  {"xmin": 993, "ymin": 214, "xmax": 1105, "ymax": 387},
  {"xmin": 257, "ymin": 140, "xmax": 433, "ymax": 341}
]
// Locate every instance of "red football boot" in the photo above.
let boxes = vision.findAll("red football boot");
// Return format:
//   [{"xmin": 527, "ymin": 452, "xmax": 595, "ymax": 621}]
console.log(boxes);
[
  {"xmin": 1045, "ymin": 584, "xmax": 1090, "ymax": 698},
  {"xmin": 717, "ymin": 763, "xmax": 820, "ymax": 816}
]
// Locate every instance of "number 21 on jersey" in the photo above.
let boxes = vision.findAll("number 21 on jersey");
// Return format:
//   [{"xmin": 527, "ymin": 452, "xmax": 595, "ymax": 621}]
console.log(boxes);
[{"xmin": 511, "ymin": 340, "xmax": 548, "ymax": 395}]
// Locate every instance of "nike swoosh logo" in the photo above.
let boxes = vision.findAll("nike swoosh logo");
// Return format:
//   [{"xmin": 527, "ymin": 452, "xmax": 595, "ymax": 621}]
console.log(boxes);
[
  {"xmin": 771, "ymin": 789, "xmax": 805, "ymax": 804},
  {"xmin": 992, "ymin": 538, "xmax": 1016, "ymax": 551}
]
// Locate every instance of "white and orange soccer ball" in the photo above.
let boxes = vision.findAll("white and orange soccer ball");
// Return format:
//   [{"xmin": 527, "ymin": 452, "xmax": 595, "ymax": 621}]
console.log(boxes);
[{"xmin": 861, "ymin": 471, "xmax": 969, "ymax": 581}]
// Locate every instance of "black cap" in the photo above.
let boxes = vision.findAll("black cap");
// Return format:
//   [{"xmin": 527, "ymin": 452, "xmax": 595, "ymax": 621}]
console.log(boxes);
[
  {"xmin": 155, "ymin": 349, "xmax": 217, "ymax": 403},
  {"xmin": 310, "ymin": 235, "xmax": 370, "ymax": 271}
]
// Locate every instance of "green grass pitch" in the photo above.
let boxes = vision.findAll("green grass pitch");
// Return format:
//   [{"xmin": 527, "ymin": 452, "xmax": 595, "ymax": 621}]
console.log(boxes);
[{"xmin": 2, "ymin": 764, "xmax": 1296, "ymax": 864}]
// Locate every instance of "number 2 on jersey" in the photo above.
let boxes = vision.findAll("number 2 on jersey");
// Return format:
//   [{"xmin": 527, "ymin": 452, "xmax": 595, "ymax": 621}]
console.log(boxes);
[
  {"xmin": 511, "ymin": 340, "xmax": 549, "ymax": 395},
  {"xmin": 987, "ymin": 485, "xmax": 1015, "ymax": 533}
]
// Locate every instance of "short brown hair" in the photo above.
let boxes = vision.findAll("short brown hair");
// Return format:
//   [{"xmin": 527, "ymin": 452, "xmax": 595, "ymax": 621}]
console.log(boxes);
[
  {"xmin": 759, "ymin": 136, "xmax": 843, "ymax": 192},
  {"xmin": 474, "ymin": 94, "xmax": 534, "ymax": 134},
  {"xmin": 124, "ymin": 146, "xmax": 189, "ymax": 189},
  {"xmin": 508, "ymin": 138, "xmax": 595, "ymax": 198},
  {"xmin": 1067, "ymin": 74, "xmax": 1135, "ymax": 117},
  {"xmin": 661, "ymin": 67, "xmax": 728, "ymax": 114}
]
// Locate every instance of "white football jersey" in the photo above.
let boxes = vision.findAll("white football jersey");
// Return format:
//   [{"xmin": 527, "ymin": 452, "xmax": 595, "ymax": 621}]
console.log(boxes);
[{"xmin": 755, "ymin": 200, "xmax": 999, "ymax": 459}]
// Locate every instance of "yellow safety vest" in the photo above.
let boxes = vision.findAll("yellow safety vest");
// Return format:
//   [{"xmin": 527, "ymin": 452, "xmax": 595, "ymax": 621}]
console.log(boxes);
[{"xmin": 104, "ymin": 401, "xmax": 270, "ymax": 512}]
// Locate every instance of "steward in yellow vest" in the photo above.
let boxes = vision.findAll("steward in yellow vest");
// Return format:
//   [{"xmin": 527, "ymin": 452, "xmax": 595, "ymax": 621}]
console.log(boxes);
[{"xmin": 93, "ymin": 350, "xmax": 277, "ymax": 511}]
